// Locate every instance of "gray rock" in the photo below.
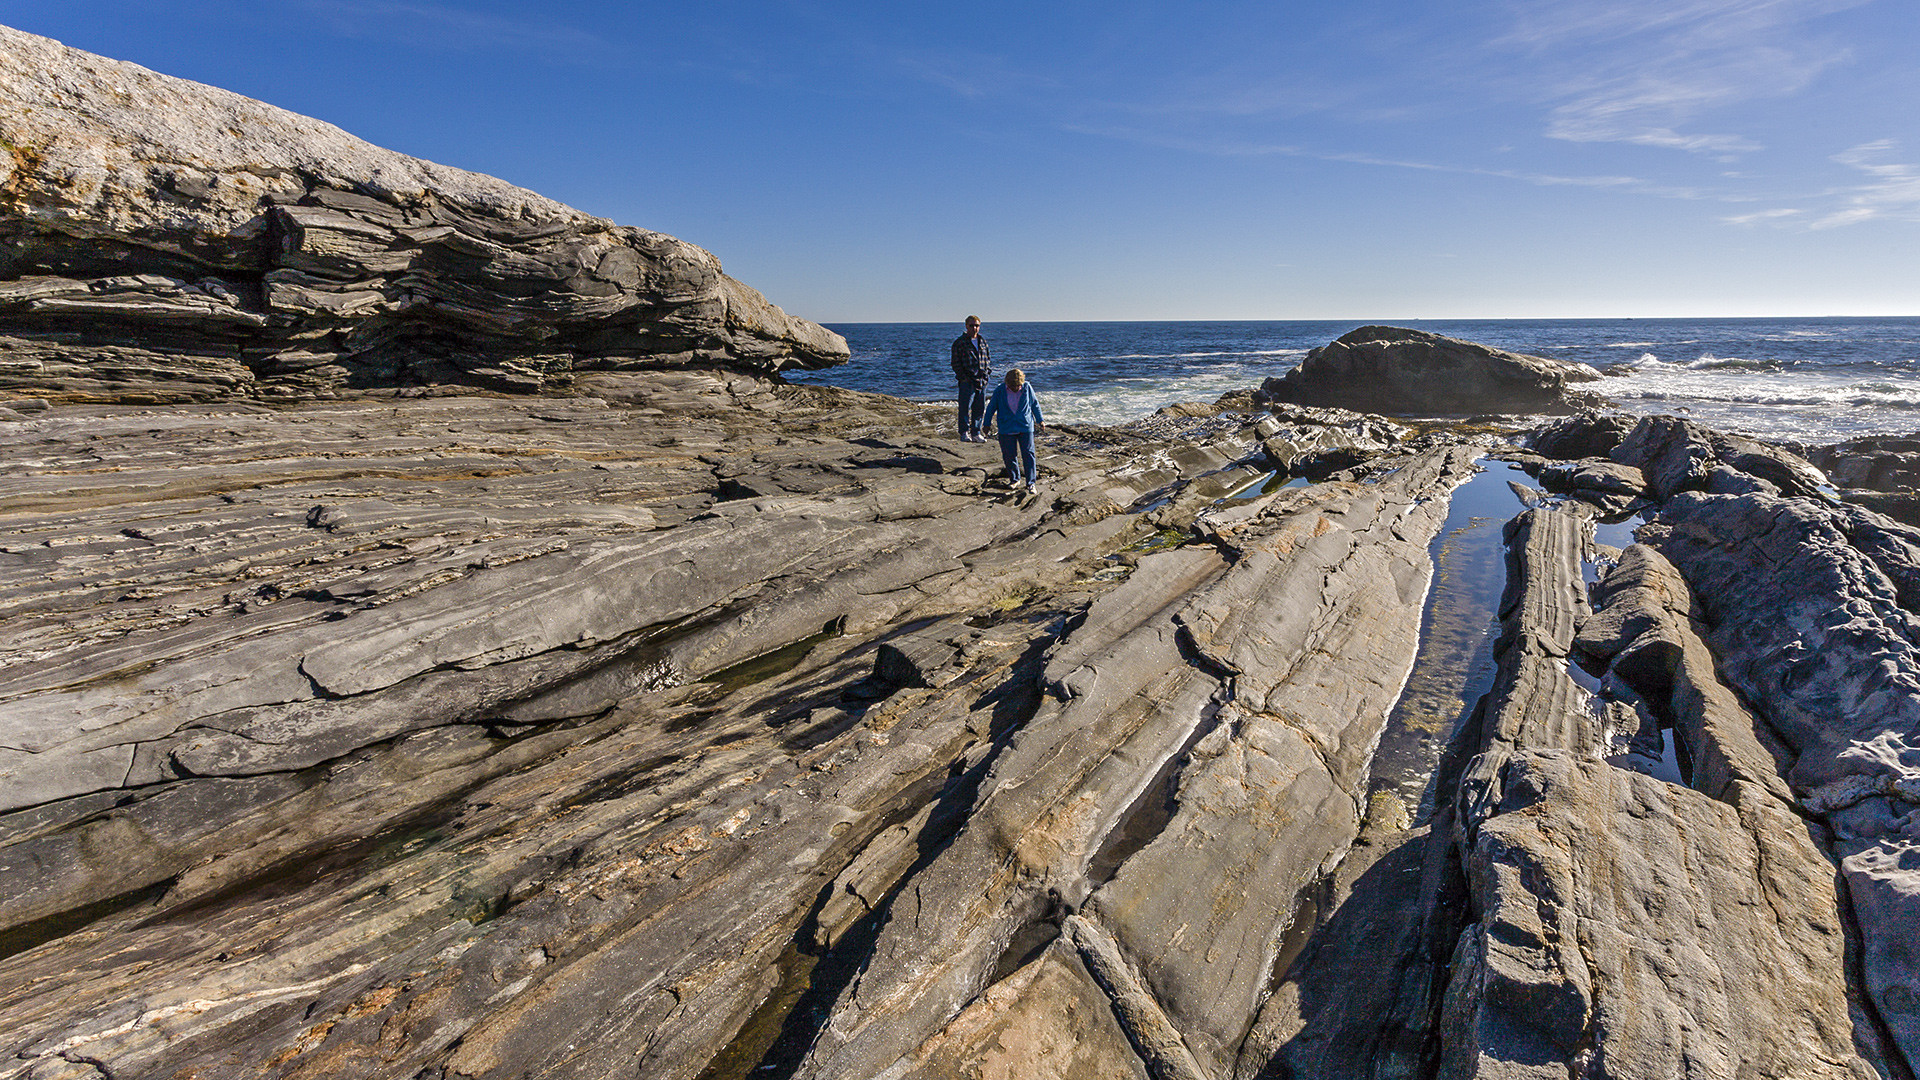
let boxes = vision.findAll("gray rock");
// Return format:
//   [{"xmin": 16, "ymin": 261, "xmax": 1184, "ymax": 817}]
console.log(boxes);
[
  {"xmin": 0, "ymin": 25, "xmax": 846, "ymax": 403},
  {"xmin": 1644, "ymin": 489, "xmax": 1920, "ymax": 1070},
  {"xmin": 1797, "ymin": 433, "xmax": 1920, "ymax": 493},
  {"xmin": 794, "ymin": 448, "xmax": 1480, "ymax": 1080},
  {"xmin": 1529, "ymin": 409, "xmax": 1639, "ymax": 460},
  {"xmin": 1444, "ymin": 753, "xmax": 1879, "ymax": 1080},
  {"xmin": 1257, "ymin": 326, "xmax": 1604, "ymax": 416},
  {"xmin": 886, "ymin": 939, "xmax": 1156, "ymax": 1080},
  {"xmin": 1611, "ymin": 414, "xmax": 1828, "ymax": 500}
]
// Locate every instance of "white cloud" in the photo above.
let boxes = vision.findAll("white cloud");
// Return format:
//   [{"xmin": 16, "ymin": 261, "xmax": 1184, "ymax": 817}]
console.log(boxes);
[
  {"xmin": 1717, "ymin": 141, "xmax": 1920, "ymax": 228},
  {"xmin": 1063, "ymin": 122, "xmax": 1697, "ymax": 195},
  {"xmin": 1499, "ymin": 0, "xmax": 1868, "ymax": 156},
  {"xmin": 1812, "ymin": 140, "xmax": 1920, "ymax": 226},
  {"xmin": 1724, "ymin": 207, "xmax": 1805, "ymax": 224}
]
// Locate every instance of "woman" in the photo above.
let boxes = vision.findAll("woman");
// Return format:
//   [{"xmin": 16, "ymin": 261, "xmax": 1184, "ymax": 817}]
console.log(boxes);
[{"xmin": 983, "ymin": 367, "xmax": 1045, "ymax": 493}]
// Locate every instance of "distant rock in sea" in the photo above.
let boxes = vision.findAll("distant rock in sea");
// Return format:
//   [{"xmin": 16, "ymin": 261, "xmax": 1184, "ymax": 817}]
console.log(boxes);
[
  {"xmin": 0, "ymin": 24, "xmax": 846, "ymax": 403},
  {"xmin": 1258, "ymin": 324, "xmax": 1604, "ymax": 415}
]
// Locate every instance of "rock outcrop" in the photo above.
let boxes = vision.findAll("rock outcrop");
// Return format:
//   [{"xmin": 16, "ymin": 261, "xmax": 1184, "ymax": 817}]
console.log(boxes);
[
  {"xmin": 0, "ymin": 374, "xmax": 1469, "ymax": 1079},
  {"xmin": 0, "ymin": 25, "xmax": 846, "ymax": 403},
  {"xmin": 1796, "ymin": 433, "xmax": 1920, "ymax": 527},
  {"xmin": 1257, "ymin": 325, "xmax": 1604, "ymax": 416},
  {"xmin": 2, "ymin": 27, "xmax": 1916, "ymax": 1080},
  {"xmin": 5, "ymin": 375, "xmax": 1910, "ymax": 1080}
]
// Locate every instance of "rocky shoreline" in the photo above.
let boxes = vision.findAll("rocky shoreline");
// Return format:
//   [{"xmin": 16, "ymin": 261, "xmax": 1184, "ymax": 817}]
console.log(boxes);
[
  {"xmin": 3, "ymin": 378, "xmax": 1917, "ymax": 1080},
  {"xmin": 4, "ymin": 23, "xmax": 1920, "ymax": 1080}
]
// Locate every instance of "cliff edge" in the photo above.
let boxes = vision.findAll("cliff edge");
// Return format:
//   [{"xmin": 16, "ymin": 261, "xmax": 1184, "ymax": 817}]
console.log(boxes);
[{"xmin": 0, "ymin": 24, "xmax": 848, "ymax": 402}]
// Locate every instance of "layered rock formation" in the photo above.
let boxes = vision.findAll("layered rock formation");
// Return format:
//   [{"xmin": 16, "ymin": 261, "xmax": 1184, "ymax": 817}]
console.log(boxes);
[
  {"xmin": 5, "ymin": 371, "xmax": 1915, "ymax": 1080},
  {"xmin": 4, "ymin": 26, "xmax": 1918, "ymax": 1080},
  {"xmin": 1258, "ymin": 325, "xmax": 1604, "ymax": 416},
  {"xmin": 0, "ymin": 25, "xmax": 846, "ymax": 403},
  {"xmin": 0, "ymin": 372, "xmax": 1445, "ymax": 1079}
]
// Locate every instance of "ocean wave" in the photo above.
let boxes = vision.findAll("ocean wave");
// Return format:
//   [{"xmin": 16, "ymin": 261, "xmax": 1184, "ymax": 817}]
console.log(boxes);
[
  {"xmin": 1694, "ymin": 356, "xmax": 1784, "ymax": 372},
  {"xmin": 1612, "ymin": 386, "xmax": 1920, "ymax": 408},
  {"xmin": 1627, "ymin": 353, "xmax": 1788, "ymax": 372},
  {"xmin": 1092, "ymin": 349, "xmax": 1305, "ymax": 361}
]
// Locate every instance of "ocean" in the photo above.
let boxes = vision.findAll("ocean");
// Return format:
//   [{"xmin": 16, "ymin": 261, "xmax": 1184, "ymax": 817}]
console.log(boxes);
[{"xmin": 787, "ymin": 318, "xmax": 1920, "ymax": 444}]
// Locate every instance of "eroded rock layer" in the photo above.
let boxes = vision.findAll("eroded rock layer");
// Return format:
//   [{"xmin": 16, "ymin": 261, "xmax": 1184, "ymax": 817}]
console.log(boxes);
[
  {"xmin": 1, "ymin": 375, "xmax": 1915, "ymax": 1080},
  {"xmin": 0, "ymin": 25, "xmax": 847, "ymax": 403}
]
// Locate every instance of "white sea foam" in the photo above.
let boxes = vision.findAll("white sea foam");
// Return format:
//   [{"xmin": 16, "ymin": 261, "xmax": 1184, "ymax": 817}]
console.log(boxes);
[{"xmin": 1042, "ymin": 371, "xmax": 1267, "ymax": 427}]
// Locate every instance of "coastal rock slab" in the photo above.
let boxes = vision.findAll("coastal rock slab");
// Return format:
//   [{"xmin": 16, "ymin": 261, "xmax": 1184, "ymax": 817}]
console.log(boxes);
[
  {"xmin": 1445, "ymin": 753, "xmax": 1876, "ymax": 1080},
  {"xmin": 1644, "ymin": 489, "xmax": 1920, "ymax": 1070},
  {"xmin": 794, "ymin": 448, "xmax": 1479, "ymax": 1080},
  {"xmin": 1257, "ymin": 326, "xmax": 1603, "ymax": 416}
]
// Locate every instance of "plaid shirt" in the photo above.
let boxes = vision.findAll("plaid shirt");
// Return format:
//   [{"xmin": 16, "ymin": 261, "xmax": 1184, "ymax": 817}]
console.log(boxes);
[{"xmin": 951, "ymin": 332, "xmax": 991, "ymax": 387}]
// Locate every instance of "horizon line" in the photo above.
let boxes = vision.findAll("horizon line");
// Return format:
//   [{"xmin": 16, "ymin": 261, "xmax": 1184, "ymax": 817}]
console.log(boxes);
[{"xmin": 814, "ymin": 313, "xmax": 1920, "ymax": 325}]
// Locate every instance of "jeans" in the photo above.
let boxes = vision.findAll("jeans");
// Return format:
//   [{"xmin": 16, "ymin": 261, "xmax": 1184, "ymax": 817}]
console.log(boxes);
[
  {"xmin": 997, "ymin": 430, "xmax": 1036, "ymax": 485},
  {"xmin": 957, "ymin": 382, "xmax": 987, "ymax": 437}
]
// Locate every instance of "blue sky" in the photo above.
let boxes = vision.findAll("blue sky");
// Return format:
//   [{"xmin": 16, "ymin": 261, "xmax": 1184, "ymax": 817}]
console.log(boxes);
[{"xmin": 4, "ymin": 1, "xmax": 1916, "ymax": 321}]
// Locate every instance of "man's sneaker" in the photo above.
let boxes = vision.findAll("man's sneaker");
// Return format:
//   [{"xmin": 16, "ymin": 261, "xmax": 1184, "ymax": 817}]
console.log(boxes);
[{"xmin": 1025, "ymin": 481, "xmax": 1038, "ymax": 493}]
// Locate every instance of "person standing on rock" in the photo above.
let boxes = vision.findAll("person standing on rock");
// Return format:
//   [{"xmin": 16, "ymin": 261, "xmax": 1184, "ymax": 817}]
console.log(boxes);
[
  {"xmin": 983, "ymin": 368, "xmax": 1046, "ymax": 493},
  {"xmin": 951, "ymin": 315, "xmax": 991, "ymax": 441}
]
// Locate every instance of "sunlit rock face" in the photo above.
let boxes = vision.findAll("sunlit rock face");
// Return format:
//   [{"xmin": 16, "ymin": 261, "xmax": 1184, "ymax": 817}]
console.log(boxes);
[{"xmin": 0, "ymin": 24, "xmax": 847, "ymax": 403}]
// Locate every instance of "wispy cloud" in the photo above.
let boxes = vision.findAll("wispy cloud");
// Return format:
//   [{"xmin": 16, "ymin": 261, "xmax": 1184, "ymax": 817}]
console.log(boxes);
[
  {"xmin": 1063, "ymin": 122, "xmax": 1716, "ymax": 197},
  {"xmin": 296, "ymin": 0, "xmax": 611, "ymax": 60},
  {"xmin": 1813, "ymin": 140, "xmax": 1920, "ymax": 226},
  {"xmin": 1498, "ymin": 0, "xmax": 1869, "ymax": 156},
  {"xmin": 1724, "ymin": 207, "xmax": 1806, "ymax": 224},
  {"xmin": 1720, "ymin": 141, "xmax": 1920, "ymax": 228}
]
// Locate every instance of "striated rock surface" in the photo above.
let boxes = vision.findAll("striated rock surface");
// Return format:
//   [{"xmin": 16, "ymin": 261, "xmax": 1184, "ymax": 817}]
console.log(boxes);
[
  {"xmin": 1257, "ymin": 325, "xmax": 1603, "ymax": 417},
  {"xmin": 1, "ymin": 367, "xmax": 1915, "ymax": 1080},
  {"xmin": 0, "ymin": 24, "xmax": 846, "ymax": 403},
  {"xmin": 0, "ymin": 31, "xmax": 1914, "ymax": 1077},
  {"xmin": 1642, "ymin": 491, "xmax": 1920, "ymax": 1070}
]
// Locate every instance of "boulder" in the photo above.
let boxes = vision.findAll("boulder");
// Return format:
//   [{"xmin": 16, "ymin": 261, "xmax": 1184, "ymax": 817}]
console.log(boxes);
[
  {"xmin": 1257, "ymin": 326, "xmax": 1603, "ymax": 416},
  {"xmin": 1611, "ymin": 414, "xmax": 1828, "ymax": 500},
  {"xmin": 0, "ymin": 25, "xmax": 846, "ymax": 403},
  {"xmin": 1795, "ymin": 433, "xmax": 1920, "ymax": 492},
  {"xmin": 1529, "ymin": 409, "xmax": 1639, "ymax": 460}
]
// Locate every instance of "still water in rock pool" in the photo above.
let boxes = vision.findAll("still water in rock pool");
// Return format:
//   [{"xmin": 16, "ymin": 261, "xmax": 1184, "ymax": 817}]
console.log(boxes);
[{"xmin": 1363, "ymin": 460, "xmax": 1532, "ymax": 820}]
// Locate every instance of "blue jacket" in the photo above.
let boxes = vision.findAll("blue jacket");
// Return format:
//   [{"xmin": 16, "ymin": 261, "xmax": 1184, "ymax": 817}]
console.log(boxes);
[{"xmin": 985, "ymin": 383, "xmax": 1044, "ymax": 434}]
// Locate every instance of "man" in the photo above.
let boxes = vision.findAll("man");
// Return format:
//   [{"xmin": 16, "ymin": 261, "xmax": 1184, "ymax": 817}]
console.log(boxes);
[{"xmin": 950, "ymin": 315, "xmax": 991, "ymax": 442}]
